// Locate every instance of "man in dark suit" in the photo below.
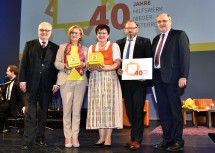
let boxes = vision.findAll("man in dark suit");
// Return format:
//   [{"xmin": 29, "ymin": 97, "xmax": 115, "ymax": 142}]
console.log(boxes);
[
  {"xmin": 116, "ymin": 20, "xmax": 152, "ymax": 149},
  {"xmin": 152, "ymin": 13, "xmax": 190, "ymax": 152},
  {"xmin": 19, "ymin": 22, "xmax": 59, "ymax": 150},
  {"xmin": 0, "ymin": 65, "xmax": 26, "ymax": 132}
]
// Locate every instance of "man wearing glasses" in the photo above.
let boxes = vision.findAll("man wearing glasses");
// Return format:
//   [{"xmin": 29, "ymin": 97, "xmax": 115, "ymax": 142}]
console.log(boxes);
[
  {"xmin": 116, "ymin": 20, "xmax": 152, "ymax": 149},
  {"xmin": 153, "ymin": 13, "xmax": 190, "ymax": 152},
  {"xmin": 19, "ymin": 22, "xmax": 59, "ymax": 150}
]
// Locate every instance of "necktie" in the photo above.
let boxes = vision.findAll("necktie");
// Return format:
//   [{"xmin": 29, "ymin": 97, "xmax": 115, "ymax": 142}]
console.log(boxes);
[
  {"xmin": 155, "ymin": 34, "xmax": 165, "ymax": 66},
  {"xmin": 126, "ymin": 39, "xmax": 132, "ymax": 59},
  {"xmin": 42, "ymin": 41, "xmax": 46, "ymax": 48}
]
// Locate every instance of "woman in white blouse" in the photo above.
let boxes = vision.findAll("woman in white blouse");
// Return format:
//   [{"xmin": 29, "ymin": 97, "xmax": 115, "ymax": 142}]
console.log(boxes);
[{"xmin": 86, "ymin": 24, "xmax": 123, "ymax": 148}]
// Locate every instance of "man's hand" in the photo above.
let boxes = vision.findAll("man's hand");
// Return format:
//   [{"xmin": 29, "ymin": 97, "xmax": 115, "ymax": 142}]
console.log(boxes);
[
  {"xmin": 178, "ymin": 78, "xmax": 187, "ymax": 88},
  {"xmin": 52, "ymin": 85, "xmax": 59, "ymax": 93},
  {"xmin": 20, "ymin": 82, "xmax": 27, "ymax": 92},
  {"xmin": 22, "ymin": 107, "xmax": 26, "ymax": 114},
  {"xmin": 117, "ymin": 68, "xmax": 123, "ymax": 75}
]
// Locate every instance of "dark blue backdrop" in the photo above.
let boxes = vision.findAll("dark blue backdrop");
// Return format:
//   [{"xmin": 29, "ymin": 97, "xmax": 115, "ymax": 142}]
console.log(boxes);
[{"xmin": 0, "ymin": 0, "xmax": 21, "ymax": 78}]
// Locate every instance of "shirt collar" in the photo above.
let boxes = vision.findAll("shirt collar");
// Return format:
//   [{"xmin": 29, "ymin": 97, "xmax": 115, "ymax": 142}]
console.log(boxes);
[
  {"xmin": 161, "ymin": 28, "xmax": 171, "ymax": 37},
  {"xmin": 39, "ymin": 38, "xmax": 48, "ymax": 45}
]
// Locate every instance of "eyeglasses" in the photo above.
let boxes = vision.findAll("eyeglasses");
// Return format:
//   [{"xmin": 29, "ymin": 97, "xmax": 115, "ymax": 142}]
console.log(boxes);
[
  {"xmin": 124, "ymin": 27, "xmax": 137, "ymax": 30},
  {"xmin": 97, "ymin": 32, "xmax": 107, "ymax": 35},
  {"xmin": 39, "ymin": 29, "xmax": 51, "ymax": 32},
  {"xmin": 156, "ymin": 20, "xmax": 170, "ymax": 24},
  {"xmin": 71, "ymin": 32, "xmax": 81, "ymax": 35}
]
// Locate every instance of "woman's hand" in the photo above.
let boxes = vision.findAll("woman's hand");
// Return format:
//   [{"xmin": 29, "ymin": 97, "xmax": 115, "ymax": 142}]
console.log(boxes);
[
  {"xmin": 64, "ymin": 64, "xmax": 71, "ymax": 70},
  {"xmin": 88, "ymin": 65, "xmax": 103, "ymax": 71},
  {"xmin": 76, "ymin": 62, "xmax": 86, "ymax": 68}
]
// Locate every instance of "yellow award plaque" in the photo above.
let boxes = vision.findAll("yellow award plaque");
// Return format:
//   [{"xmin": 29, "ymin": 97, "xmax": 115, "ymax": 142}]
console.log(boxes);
[
  {"xmin": 88, "ymin": 52, "xmax": 104, "ymax": 66},
  {"xmin": 67, "ymin": 46, "xmax": 80, "ymax": 67}
]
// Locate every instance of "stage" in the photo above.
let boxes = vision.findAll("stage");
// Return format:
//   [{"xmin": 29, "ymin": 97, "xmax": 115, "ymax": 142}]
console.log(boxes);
[{"xmin": 1, "ymin": 118, "xmax": 215, "ymax": 153}]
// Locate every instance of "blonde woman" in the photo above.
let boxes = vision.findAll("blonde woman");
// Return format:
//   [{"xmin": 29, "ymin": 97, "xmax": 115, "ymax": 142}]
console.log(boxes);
[{"xmin": 55, "ymin": 25, "xmax": 88, "ymax": 148}]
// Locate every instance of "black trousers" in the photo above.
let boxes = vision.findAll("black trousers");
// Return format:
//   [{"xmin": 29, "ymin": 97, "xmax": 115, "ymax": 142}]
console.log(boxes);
[
  {"xmin": 0, "ymin": 102, "xmax": 10, "ymax": 131},
  {"xmin": 122, "ymin": 81, "xmax": 147, "ymax": 143},
  {"xmin": 154, "ymin": 70, "xmax": 184, "ymax": 145},
  {"xmin": 24, "ymin": 81, "xmax": 52, "ymax": 145}
]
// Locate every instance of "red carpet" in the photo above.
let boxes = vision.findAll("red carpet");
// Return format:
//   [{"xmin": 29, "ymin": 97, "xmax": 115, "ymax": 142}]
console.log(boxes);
[{"xmin": 150, "ymin": 125, "xmax": 215, "ymax": 136}]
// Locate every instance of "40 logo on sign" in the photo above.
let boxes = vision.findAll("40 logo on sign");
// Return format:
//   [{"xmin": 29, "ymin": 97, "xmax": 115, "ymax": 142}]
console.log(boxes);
[{"xmin": 46, "ymin": 0, "xmax": 131, "ymax": 35}]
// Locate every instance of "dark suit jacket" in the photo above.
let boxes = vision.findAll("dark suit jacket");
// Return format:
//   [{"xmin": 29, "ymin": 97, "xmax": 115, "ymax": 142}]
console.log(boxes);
[
  {"xmin": 152, "ymin": 29, "xmax": 190, "ymax": 83},
  {"xmin": 116, "ymin": 36, "xmax": 152, "ymax": 91},
  {"xmin": 1, "ymin": 77, "xmax": 26, "ymax": 117},
  {"xmin": 19, "ymin": 39, "xmax": 59, "ymax": 93}
]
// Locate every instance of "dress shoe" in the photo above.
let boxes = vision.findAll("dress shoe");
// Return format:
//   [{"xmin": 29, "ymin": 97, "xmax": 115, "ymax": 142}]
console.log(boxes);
[
  {"xmin": 166, "ymin": 142, "xmax": 184, "ymax": 152},
  {"xmin": 130, "ymin": 141, "xmax": 141, "ymax": 149},
  {"xmin": 154, "ymin": 140, "xmax": 169, "ymax": 150},
  {"xmin": 208, "ymin": 133, "xmax": 215, "ymax": 143},
  {"xmin": 103, "ymin": 139, "xmax": 111, "ymax": 148},
  {"xmin": 124, "ymin": 141, "xmax": 133, "ymax": 147},
  {"xmin": 35, "ymin": 140, "xmax": 48, "ymax": 147},
  {"xmin": 21, "ymin": 145, "xmax": 32, "ymax": 150},
  {"xmin": 92, "ymin": 141, "xmax": 105, "ymax": 148},
  {"xmin": 103, "ymin": 144, "xmax": 111, "ymax": 148}
]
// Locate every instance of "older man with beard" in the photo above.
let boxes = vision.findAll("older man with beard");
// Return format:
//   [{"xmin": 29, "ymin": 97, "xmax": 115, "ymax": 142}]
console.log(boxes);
[{"xmin": 116, "ymin": 20, "xmax": 152, "ymax": 149}]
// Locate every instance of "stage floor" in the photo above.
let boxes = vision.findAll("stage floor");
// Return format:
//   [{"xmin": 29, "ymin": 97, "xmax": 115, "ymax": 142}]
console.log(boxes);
[{"xmin": 0, "ymin": 120, "xmax": 215, "ymax": 153}]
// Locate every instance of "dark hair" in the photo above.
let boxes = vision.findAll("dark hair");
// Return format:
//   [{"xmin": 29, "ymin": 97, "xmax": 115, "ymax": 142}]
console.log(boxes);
[
  {"xmin": 95, "ymin": 24, "xmax": 110, "ymax": 34},
  {"xmin": 8, "ymin": 65, "xmax": 19, "ymax": 75}
]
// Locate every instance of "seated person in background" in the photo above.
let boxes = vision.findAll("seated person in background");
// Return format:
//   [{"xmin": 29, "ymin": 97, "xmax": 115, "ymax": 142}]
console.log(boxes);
[{"xmin": 0, "ymin": 65, "xmax": 26, "ymax": 132}]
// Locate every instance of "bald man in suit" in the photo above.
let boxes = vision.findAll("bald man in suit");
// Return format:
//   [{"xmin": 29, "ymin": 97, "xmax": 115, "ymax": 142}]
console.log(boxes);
[{"xmin": 152, "ymin": 13, "xmax": 190, "ymax": 152}]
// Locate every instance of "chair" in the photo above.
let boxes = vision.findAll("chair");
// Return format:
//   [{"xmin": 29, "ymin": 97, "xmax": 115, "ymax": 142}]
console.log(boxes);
[
  {"xmin": 194, "ymin": 99, "xmax": 213, "ymax": 125},
  {"xmin": 123, "ymin": 100, "xmax": 150, "ymax": 127},
  {"xmin": 3, "ymin": 112, "xmax": 25, "ymax": 134},
  {"xmin": 183, "ymin": 109, "xmax": 198, "ymax": 127},
  {"xmin": 182, "ymin": 100, "xmax": 198, "ymax": 127}
]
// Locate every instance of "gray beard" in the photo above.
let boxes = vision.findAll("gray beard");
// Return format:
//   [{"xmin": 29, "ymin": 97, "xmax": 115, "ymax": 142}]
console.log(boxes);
[{"xmin": 128, "ymin": 34, "xmax": 136, "ymax": 39}]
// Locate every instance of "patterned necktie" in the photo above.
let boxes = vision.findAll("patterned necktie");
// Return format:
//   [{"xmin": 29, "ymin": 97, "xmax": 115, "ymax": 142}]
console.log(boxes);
[
  {"xmin": 42, "ymin": 41, "xmax": 46, "ymax": 48},
  {"xmin": 155, "ymin": 34, "xmax": 165, "ymax": 66},
  {"xmin": 126, "ymin": 39, "xmax": 133, "ymax": 59}
]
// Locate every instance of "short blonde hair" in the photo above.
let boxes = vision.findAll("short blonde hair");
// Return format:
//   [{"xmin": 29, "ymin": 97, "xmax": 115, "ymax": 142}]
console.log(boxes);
[{"xmin": 67, "ymin": 25, "xmax": 84, "ymax": 41}]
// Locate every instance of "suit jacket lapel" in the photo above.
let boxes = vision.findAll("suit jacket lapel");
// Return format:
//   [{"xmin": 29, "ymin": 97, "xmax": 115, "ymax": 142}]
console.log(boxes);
[
  {"xmin": 152, "ymin": 36, "xmax": 160, "ymax": 56},
  {"xmin": 35, "ymin": 40, "xmax": 41, "ymax": 59},
  {"xmin": 133, "ymin": 36, "xmax": 140, "ymax": 58},
  {"xmin": 121, "ymin": 38, "xmax": 126, "ymax": 59},
  {"xmin": 163, "ymin": 29, "xmax": 174, "ymax": 52}
]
